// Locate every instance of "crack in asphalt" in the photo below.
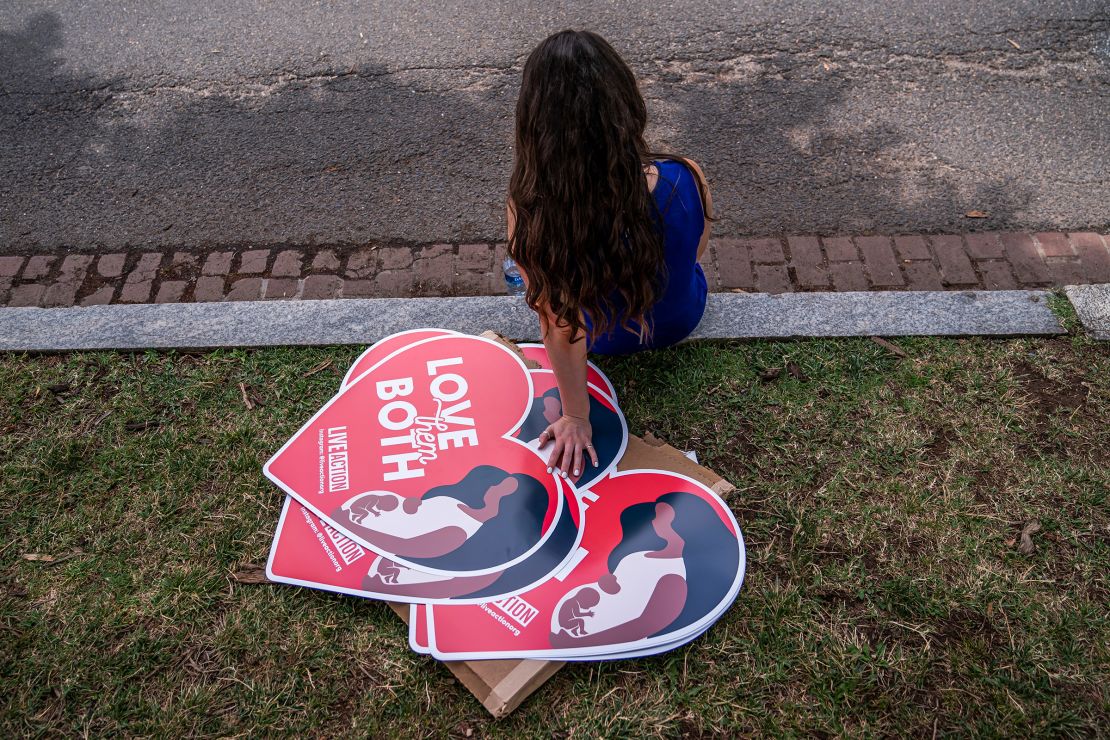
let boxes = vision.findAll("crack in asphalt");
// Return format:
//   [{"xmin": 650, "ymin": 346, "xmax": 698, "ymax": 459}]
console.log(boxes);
[
  {"xmin": 3, "ymin": 16, "xmax": 1107, "ymax": 100},
  {"xmin": 5, "ymin": 51, "xmax": 1105, "ymax": 116},
  {"xmin": 1, "ymin": 11, "xmax": 1107, "ymax": 250}
]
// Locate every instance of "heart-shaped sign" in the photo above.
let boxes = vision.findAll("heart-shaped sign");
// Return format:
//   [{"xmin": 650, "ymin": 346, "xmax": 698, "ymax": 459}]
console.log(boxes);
[
  {"xmin": 342, "ymin": 328, "xmax": 462, "ymax": 389},
  {"xmin": 265, "ymin": 333, "xmax": 567, "ymax": 576},
  {"xmin": 425, "ymin": 469, "xmax": 745, "ymax": 661},
  {"xmin": 344, "ymin": 338, "xmax": 628, "ymax": 491},
  {"xmin": 266, "ymin": 482, "xmax": 583, "ymax": 605},
  {"xmin": 408, "ymin": 602, "xmax": 723, "ymax": 661}
]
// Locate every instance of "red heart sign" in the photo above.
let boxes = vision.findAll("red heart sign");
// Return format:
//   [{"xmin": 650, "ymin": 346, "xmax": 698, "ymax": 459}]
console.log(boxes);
[
  {"xmin": 425, "ymin": 469, "xmax": 745, "ymax": 660},
  {"xmin": 342, "ymin": 328, "xmax": 461, "ymax": 388},
  {"xmin": 266, "ymin": 482, "xmax": 583, "ymax": 605},
  {"xmin": 265, "ymin": 334, "xmax": 566, "ymax": 576},
  {"xmin": 517, "ymin": 343, "xmax": 617, "ymax": 403}
]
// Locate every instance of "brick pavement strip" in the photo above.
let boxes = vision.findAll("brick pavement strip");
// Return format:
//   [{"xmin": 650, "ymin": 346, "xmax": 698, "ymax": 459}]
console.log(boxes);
[
  {"xmin": 787, "ymin": 236, "xmax": 828, "ymax": 289},
  {"xmin": 202, "ymin": 251, "xmax": 234, "ymax": 276},
  {"xmin": 713, "ymin": 239, "xmax": 754, "ymax": 289},
  {"xmin": 747, "ymin": 237, "xmax": 785, "ymax": 264},
  {"xmin": 856, "ymin": 236, "xmax": 904, "ymax": 288},
  {"xmin": 119, "ymin": 253, "xmax": 163, "ymax": 303},
  {"xmin": 97, "ymin": 253, "xmax": 127, "ymax": 278},
  {"xmin": 23, "ymin": 256, "xmax": 55, "ymax": 281},
  {"xmin": 893, "ymin": 235, "xmax": 931, "ymax": 261},
  {"xmin": 0, "ymin": 256, "xmax": 24, "ymax": 277},
  {"xmin": 1036, "ymin": 232, "xmax": 1074, "ymax": 258},
  {"xmin": 2, "ymin": 231, "xmax": 1107, "ymax": 309},
  {"xmin": 930, "ymin": 235, "xmax": 978, "ymax": 286},
  {"xmin": 43, "ymin": 255, "xmax": 93, "ymax": 307},
  {"xmin": 754, "ymin": 263, "xmax": 792, "ymax": 294},
  {"xmin": 977, "ymin": 260, "xmax": 1018, "ymax": 290},
  {"xmin": 1000, "ymin": 232, "xmax": 1052, "ymax": 284},
  {"xmin": 902, "ymin": 260, "xmax": 944, "ymax": 291},
  {"xmin": 225, "ymin": 278, "xmax": 264, "ymax": 301},
  {"xmin": 155, "ymin": 281, "xmax": 188, "ymax": 304},
  {"xmin": 964, "ymin": 233, "xmax": 1004, "ymax": 260},
  {"xmin": 828, "ymin": 261, "xmax": 869, "ymax": 291},
  {"xmin": 238, "ymin": 249, "xmax": 271, "ymax": 274},
  {"xmin": 1069, "ymin": 233, "xmax": 1110, "ymax": 283},
  {"xmin": 822, "ymin": 237, "xmax": 857, "ymax": 262},
  {"xmin": 311, "ymin": 250, "xmax": 341, "ymax": 272}
]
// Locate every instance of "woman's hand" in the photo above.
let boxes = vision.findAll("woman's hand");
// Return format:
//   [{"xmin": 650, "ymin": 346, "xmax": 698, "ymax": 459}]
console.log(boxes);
[{"xmin": 538, "ymin": 414, "xmax": 600, "ymax": 481}]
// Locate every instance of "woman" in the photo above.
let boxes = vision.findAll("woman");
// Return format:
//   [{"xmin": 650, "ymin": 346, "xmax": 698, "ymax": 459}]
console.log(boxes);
[{"xmin": 507, "ymin": 30, "xmax": 716, "ymax": 480}]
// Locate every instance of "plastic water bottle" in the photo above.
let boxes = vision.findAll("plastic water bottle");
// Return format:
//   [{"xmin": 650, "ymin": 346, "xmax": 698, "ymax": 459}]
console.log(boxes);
[{"xmin": 503, "ymin": 258, "xmax": 526, "ymax": 296}]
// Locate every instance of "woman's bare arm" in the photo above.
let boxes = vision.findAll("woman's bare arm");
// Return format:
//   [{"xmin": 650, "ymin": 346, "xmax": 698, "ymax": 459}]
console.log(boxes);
[
  {"xmin": 507, "ymin": 198, "xmax": 597, "ymax": 479},
  {"xmin": 676, "ymin": 157, "xmax": 714, "ymax": 261}
]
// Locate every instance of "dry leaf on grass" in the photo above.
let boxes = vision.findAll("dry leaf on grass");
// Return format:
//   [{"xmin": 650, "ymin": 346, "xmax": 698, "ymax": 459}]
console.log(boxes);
[
  {"xmin": 239, "ymin": 383, "xmax": 254, "ymax": 410},
  {"xmin": 787, "ymin": 362, "xmax": 808, "ymax": 382},
  {"xmin": 302, "ymin": 359, "xmax": 334, "ymax": 378},
  {"xmin": 870, "ymin": 336, "xmax": 908, "ymax": 358},
  {"xmin": 1018, "ymin": 521, "xmax": 1041, "ymax": 555},
  {"xmin": 125, "ymin": 420, "xmax": 161, "ymax": 432},
  {"xmin": 1007, "ymin": 38, "xmax": 1021, "ymax": 49},
  {"xmin": 965, "ymin": 210, "xmax": 990, "ymax": 218},
  {"xmin": 22, "ymin": 551, "xmax": 84, "ymax": 565},
  {"xmin": 231, "ymin": 564, "xmax": 273, "ymax": 585},
  {"xmin": 759, "ymin": 367, "xmax": 783, "ymax": 383}
]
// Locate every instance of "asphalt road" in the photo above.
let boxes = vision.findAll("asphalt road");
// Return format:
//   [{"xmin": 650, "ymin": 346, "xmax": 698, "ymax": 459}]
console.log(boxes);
[{"xmin": 1, "ymin": 1, "xmax": 1108, "ymax": 254}]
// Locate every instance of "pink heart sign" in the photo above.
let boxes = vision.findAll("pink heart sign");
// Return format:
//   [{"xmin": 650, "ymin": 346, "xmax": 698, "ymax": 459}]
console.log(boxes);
[
  {"xmin": 265, "ymin": 334, "xmax": 566, "ymax": 576},
  {"xmin": 342, "ymin": 328, "xmax": 461, "ymax": 389},
  {"xmin": 266, "ymin": 483, "xmax": 583, "ymax": 605},
  {"xmin": 425, "ymin": 469, "xmax": 745, "ymax": 661}
]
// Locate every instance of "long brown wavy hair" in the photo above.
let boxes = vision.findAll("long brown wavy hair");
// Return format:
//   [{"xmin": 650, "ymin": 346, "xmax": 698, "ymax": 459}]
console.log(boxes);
[{"xmin": 508, "ymin": 29, "xmax": 708, "ymax": 344}]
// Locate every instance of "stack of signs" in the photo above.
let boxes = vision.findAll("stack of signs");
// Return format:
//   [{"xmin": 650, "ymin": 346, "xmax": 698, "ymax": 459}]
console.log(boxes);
[{"xmin": 263, "ymin": 329, "xmax": 746, "ymax": 662}]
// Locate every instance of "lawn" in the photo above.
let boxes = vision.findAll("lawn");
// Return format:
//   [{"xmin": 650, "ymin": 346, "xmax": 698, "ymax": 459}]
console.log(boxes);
[{"xmin": 1, "ymin": 330, "xmax": 1107, "ymax": 736}]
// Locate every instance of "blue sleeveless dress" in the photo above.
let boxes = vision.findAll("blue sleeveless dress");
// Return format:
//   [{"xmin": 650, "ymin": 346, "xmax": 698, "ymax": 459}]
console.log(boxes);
[{"xmin": 586, "ymin": 158, "xmax": 708, "ymax": 355}]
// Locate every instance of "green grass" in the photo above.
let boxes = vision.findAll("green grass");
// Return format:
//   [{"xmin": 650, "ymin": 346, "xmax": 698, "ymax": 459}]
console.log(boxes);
[{"xmin": 1, "ymin": 336, "xmax": 1108, "ymax": 737}]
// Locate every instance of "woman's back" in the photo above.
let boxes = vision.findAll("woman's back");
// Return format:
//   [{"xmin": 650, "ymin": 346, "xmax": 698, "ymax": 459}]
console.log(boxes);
[
  {"xmin": 507, "ymin": 29, "xmax": 714, "ymax": 481},
  {"xmin": 587, "ymin": 157, "xmax": 708, "ymax": 355}
]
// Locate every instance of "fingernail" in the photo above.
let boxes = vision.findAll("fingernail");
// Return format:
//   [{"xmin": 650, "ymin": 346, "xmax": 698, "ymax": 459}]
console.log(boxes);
[
  {"xmin": 573, "ymin": 469, "xmax": 580, "ymax": 476},
  {"xmin": 560, "ymin": 469, "xmax": 568, "ymax": 479},
  {"xmin": 546, "ymin": 467, "xmax": 552, "ymax": 474}
]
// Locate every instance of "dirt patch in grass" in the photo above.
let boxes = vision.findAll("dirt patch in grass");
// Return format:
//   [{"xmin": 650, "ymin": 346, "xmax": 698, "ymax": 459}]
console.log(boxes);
[{"xmin": 1011, "ymin": 360, "xmax": 1089, "ymax": 413}]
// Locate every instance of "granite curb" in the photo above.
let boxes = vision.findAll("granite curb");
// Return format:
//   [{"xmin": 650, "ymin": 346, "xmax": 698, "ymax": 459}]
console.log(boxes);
[
  {"xmin": 0, "ymin": 290, "xmax": 1064, "ymax": 352},
  {"xmin": 1063, "ymin": 284, "xmax": 1110, "ymax": 340}
]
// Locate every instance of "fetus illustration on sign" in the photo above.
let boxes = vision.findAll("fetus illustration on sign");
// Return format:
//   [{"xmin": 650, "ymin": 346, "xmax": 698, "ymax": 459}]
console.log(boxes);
[
  {"xmin": 332, "ymin": 464, "xmax": 554, "ymax": 572},
  {"xmin": 361, "ymin": 555, "xmax": 503, "ymax": 599},
  {"xmin": 549, "ymin": 490, "xmax": 739, "ymax": 648}
]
